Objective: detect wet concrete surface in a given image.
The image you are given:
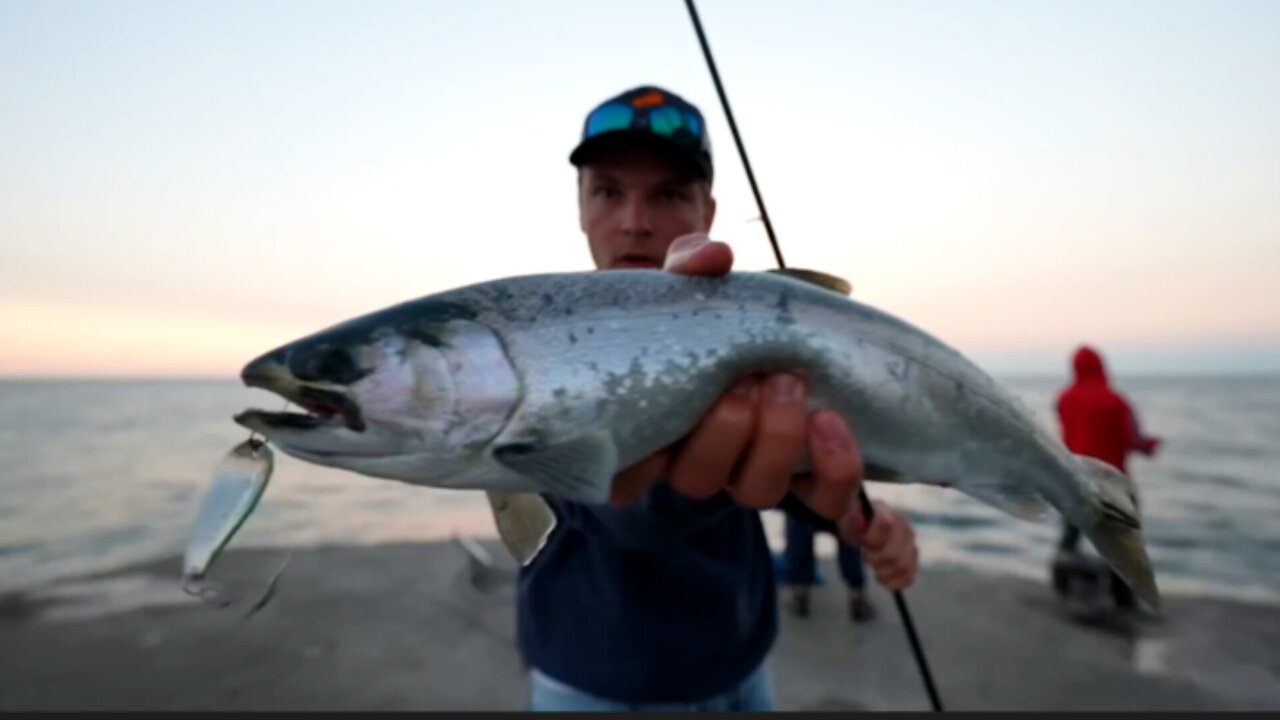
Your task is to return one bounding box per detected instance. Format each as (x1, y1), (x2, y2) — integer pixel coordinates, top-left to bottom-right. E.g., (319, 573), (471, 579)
(2, 540), (1276, 711)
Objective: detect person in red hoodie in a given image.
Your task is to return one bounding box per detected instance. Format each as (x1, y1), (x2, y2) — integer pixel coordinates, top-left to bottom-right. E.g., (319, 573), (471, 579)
(1055, 345), (1161, 556)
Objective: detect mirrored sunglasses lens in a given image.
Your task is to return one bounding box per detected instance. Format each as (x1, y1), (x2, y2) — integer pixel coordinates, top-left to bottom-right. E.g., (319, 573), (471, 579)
(586, 104), (635, 136)
(648, 106), (685, 136)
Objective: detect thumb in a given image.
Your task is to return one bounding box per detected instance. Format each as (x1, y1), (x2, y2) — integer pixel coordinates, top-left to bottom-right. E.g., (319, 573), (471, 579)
(663, 234), (734, 276)
(663, 233), (711, 269)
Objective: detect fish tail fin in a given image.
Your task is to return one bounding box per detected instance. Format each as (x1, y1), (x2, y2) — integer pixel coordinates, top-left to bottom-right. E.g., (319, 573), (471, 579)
(486, 490), (557, 566)
(1075, 454), (1161, 611)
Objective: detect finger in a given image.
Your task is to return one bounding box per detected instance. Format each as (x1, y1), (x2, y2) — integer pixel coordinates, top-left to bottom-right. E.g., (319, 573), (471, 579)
(609, 449), (671, 506)
(878, 566), (914, 592)
(868, 521), (912, 574)
(836, 505), (866, 547)
(860, 504), (894, 552)
(884, 502), (915, 553)
(868, 515), (916, 574)
(868, 551), (907, 581)
(663, 235), (734, 276)
(790, 473), (817, 508)
(792, 410), (862, 521)
(727, 373), (808, 509)
(876, 547), (919, 590)
(791, 471), (850, 522)
(868, 551), (903, 576)
(667, 378), (760, 499)
(664, 232), (709, 263)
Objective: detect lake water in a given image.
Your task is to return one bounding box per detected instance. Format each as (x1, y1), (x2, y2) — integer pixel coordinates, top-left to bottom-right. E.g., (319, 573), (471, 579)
(2, 377), (1278, 603)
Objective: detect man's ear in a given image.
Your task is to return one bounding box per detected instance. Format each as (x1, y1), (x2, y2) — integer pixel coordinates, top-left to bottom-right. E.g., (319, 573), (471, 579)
(577, 170), (589, 232)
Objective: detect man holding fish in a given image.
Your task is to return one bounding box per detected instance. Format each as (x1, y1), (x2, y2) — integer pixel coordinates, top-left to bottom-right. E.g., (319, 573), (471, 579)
(185, 83), (919, 710)
(224, 82), (1158, 711)
(515, 85), (921, 712)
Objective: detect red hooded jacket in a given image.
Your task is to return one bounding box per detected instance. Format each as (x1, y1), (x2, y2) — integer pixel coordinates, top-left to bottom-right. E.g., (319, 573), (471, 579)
(1055, 346), (1158, 474)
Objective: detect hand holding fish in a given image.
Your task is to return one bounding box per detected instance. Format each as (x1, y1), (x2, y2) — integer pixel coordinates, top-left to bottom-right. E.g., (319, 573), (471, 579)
(610, 233), (855, 510)
(843, 500), (918, 591)
(606, 233), (919, 590)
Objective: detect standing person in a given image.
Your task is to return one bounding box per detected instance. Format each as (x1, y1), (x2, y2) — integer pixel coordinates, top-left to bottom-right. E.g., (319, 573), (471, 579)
(781, 515), (876, 622)
(1054, 345), (1160, 607)
(515, 85), (921, 712)
(1055, 344), (1161, 555)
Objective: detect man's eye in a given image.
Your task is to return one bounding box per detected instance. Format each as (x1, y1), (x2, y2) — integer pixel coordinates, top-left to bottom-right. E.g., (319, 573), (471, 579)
(594, 186), (621, 198)
(660, 188), (690, 202)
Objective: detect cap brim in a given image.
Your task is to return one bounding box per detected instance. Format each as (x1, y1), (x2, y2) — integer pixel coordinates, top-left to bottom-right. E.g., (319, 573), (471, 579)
(569, 131), (711, 180)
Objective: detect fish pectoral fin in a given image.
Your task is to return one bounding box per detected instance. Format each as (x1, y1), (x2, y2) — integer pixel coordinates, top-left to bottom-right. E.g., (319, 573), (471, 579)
(765, 268), (853, 296)
(491, 430), (618, 504)
(959, 482), (1054, 521)
(486, 490), (557, 566)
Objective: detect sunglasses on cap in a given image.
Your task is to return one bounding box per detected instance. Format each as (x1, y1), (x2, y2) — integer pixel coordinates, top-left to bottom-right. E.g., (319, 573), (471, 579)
(584, 101), (704, 141)
(571, 87), (714, 180)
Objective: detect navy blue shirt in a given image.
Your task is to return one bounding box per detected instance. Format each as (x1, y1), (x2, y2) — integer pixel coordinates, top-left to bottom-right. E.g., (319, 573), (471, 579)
(515, 482), (835, 703)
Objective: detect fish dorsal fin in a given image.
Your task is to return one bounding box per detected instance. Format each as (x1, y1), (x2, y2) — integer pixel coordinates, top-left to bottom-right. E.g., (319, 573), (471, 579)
(766, 268), (853, 296)
(491, 430), (618, 504)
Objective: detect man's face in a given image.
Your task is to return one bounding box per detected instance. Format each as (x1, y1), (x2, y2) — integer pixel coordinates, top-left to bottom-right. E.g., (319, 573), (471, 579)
(578, 146), (716, 270)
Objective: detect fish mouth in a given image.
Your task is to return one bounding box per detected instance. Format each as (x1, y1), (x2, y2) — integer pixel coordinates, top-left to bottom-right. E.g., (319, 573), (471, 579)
(233, 394), (364, 434)
(235, 352), (367, 433)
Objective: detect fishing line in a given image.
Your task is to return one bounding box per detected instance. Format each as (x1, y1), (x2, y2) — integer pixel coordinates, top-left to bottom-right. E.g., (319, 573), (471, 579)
(681, 0), (945, 711)
(237, 399), (296, 618)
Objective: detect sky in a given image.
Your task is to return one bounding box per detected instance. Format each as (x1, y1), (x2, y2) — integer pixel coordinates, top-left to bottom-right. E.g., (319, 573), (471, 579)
(1, 0), (1278, 378)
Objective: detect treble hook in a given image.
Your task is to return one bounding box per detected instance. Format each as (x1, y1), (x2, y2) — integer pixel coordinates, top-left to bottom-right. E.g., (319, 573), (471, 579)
(183, 575), (235, 609)
(181, 547), (295, 619)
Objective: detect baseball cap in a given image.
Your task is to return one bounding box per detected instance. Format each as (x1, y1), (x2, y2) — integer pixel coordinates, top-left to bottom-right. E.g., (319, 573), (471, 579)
(569, 85), (713, 182)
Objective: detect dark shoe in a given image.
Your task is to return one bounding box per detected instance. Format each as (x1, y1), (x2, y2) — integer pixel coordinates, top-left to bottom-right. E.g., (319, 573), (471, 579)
(849, 593), (875, 623)
(785, 588), (811, 619)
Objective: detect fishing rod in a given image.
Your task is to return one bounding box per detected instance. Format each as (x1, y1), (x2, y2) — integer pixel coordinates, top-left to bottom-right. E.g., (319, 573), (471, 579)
(681, 0), (945, 711)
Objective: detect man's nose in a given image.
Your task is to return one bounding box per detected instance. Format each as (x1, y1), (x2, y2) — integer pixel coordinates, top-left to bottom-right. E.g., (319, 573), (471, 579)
(620, 197), (652, 235)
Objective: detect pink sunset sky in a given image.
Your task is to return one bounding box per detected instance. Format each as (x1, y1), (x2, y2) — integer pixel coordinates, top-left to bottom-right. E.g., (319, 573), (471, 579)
(2, 0), (1277, 378)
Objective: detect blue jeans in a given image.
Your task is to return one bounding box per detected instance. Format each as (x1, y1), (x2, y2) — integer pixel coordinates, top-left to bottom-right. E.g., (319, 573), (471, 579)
(528, 662), (775, 712)
(783, 514), (865, 590)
